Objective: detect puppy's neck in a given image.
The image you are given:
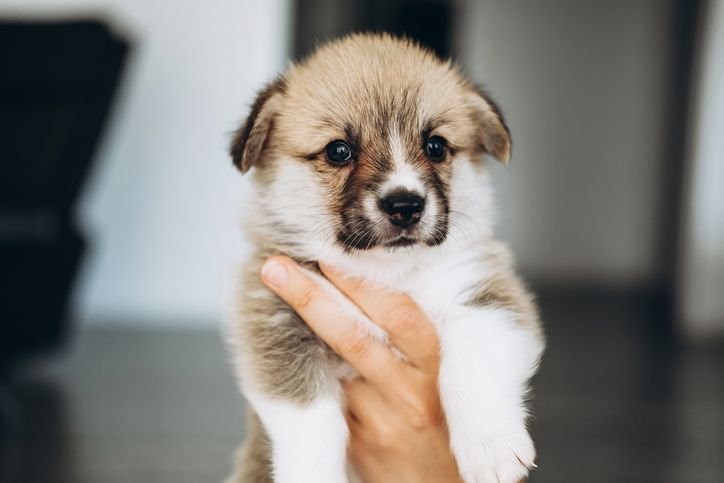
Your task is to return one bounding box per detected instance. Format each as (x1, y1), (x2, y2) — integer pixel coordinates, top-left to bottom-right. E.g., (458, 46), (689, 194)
(313, 234), (491, 291)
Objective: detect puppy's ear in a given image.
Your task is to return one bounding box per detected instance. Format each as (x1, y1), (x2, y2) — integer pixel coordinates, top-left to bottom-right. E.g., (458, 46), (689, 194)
(468, 88), (512, 164)
(230, 77), (286, 173)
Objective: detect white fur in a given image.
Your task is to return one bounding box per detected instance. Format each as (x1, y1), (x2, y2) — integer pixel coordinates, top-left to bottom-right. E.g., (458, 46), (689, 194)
(245, 388), (349, 483)
(240, 155), (541, 482)
(380, 157), (425, 195)
(252, 160), (337, 256)
(381, 128), (426, 194)
(439, 306), (543, 482)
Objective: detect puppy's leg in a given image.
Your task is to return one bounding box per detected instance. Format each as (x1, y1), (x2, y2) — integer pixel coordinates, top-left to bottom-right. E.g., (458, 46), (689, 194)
(246, 387), (348, 483)
(439, 305), (544, 483)
(228, 268), (348, 483)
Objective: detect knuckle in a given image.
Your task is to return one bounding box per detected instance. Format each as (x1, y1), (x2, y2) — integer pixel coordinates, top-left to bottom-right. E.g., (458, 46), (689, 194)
(347, 437), (362, 457)
(347, 277), (367, 293)
(340, 332), (371, 359)
(406, 395), (441, 428)
(387, 301), (420, 335)
(409, 407), (435, 428)
(373, 421), (397, 448)
(295, 287), (317, 312)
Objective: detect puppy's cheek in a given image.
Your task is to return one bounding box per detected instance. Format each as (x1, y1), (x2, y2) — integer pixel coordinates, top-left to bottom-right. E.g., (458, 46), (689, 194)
(263, 158), (331, 232)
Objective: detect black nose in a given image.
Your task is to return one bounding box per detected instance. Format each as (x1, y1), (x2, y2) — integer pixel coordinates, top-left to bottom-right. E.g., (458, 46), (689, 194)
(381, 191), (425, 227)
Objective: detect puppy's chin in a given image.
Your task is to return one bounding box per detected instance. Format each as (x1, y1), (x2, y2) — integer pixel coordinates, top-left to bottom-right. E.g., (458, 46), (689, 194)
(335, 224), (448, 253)
(385, 236), (419, 249)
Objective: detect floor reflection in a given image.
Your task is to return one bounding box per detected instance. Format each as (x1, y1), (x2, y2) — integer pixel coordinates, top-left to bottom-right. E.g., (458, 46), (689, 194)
(1, 330), (245, 483)
(530, 295), (724, 482)
(0, 301), (722, 482)
(1, 379), (75, 483)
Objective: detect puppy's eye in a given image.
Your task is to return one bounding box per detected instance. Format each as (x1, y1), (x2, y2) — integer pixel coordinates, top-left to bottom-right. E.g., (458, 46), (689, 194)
(424, 136), (447, 161)
(325, 140), (353, 166)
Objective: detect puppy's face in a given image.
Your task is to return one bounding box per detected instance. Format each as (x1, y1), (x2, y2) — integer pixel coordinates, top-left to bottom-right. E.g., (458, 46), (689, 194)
(231, 34), (510, 255)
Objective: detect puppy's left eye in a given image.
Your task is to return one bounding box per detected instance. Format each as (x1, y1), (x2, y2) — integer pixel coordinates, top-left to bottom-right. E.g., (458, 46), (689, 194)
(424, 136), (447, 162)
(325, 140), (353, 166)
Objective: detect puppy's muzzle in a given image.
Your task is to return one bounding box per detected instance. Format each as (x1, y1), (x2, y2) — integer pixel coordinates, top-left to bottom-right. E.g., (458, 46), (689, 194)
(381, 190), (425, 228)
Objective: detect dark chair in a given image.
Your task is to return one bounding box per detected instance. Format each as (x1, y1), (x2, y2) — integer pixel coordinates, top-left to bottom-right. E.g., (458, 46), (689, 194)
(0, 20), (128, 371)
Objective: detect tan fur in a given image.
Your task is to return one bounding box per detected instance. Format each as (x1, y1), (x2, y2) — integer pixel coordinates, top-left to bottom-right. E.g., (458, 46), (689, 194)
(231, 33), (510, 175)
(229, 253), (338, 404)
(277, 34), (509, 162)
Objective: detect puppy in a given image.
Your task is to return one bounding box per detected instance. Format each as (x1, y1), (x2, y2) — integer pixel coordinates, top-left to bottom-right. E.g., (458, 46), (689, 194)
(225, 33), (544, 483)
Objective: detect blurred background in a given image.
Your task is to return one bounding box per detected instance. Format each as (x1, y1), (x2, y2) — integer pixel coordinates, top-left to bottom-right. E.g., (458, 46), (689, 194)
(1, 0), (722, 482)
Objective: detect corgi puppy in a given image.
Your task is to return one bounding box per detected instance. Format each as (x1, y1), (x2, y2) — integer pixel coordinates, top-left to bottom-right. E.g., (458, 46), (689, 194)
(225, 33), (544, 483)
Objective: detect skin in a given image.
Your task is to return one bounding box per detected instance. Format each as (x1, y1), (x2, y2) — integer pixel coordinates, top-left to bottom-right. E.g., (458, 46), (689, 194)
(260, 255), (465, 483)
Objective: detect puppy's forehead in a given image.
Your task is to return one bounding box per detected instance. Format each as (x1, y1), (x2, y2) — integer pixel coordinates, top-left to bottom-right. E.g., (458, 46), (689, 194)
(278, 35), (470, 148)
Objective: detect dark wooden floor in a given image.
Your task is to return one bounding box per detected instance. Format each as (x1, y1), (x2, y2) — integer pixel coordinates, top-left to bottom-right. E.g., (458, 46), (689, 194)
(1, 296), (723, 482)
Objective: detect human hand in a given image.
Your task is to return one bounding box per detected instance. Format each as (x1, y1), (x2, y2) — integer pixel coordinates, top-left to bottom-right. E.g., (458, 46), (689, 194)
(260, 256), (464, 483)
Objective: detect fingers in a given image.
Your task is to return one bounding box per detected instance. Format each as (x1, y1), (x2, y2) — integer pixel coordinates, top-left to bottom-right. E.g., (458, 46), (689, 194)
(320, 263), (440, 372)
(260, 256), (404, 385)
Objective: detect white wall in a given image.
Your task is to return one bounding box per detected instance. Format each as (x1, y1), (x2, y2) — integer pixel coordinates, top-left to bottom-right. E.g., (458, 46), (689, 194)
(0, 0), (289, 326)
(455, 0), (674, 285)
(679, 0), (724, 338)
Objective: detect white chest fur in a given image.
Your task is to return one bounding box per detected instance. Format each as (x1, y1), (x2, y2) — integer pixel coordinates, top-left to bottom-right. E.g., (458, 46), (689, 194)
(315, 241), (493, 332)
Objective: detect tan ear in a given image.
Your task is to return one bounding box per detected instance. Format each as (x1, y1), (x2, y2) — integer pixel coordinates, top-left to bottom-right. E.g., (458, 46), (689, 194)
(230, 77), (286, 173)
(469, 88), (512, 164)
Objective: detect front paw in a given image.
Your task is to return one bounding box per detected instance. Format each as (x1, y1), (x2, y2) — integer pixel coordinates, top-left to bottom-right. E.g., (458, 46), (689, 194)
(451, 424), (536, 483)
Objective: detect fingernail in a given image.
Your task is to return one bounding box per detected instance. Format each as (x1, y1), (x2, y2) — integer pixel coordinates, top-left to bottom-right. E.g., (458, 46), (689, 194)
(261, 260), (289, 287)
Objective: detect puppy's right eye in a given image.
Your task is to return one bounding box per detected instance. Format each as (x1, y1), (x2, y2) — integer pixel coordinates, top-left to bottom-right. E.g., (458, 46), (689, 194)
(325, 140), (353, 166)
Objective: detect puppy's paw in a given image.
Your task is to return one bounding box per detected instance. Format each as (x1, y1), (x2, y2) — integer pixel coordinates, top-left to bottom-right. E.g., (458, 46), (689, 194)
(452, 425), (536, 483)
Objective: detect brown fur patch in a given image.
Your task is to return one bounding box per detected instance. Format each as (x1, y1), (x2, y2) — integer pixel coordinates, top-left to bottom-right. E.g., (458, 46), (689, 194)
(230, 253), (339, 405)
(230, 76), (287, 173)
(225, 255), (337, 481)
(466, 242), (541, 334)
(469, 87), (512, 163)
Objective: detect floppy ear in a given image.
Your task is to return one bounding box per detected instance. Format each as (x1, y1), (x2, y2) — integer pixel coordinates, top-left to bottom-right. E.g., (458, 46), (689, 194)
(469, 88), (512, 164)
(230, 77), (286, 173)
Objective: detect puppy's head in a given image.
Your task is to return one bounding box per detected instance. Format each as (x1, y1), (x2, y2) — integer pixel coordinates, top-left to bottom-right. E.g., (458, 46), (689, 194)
(231, 33), (510, 255)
